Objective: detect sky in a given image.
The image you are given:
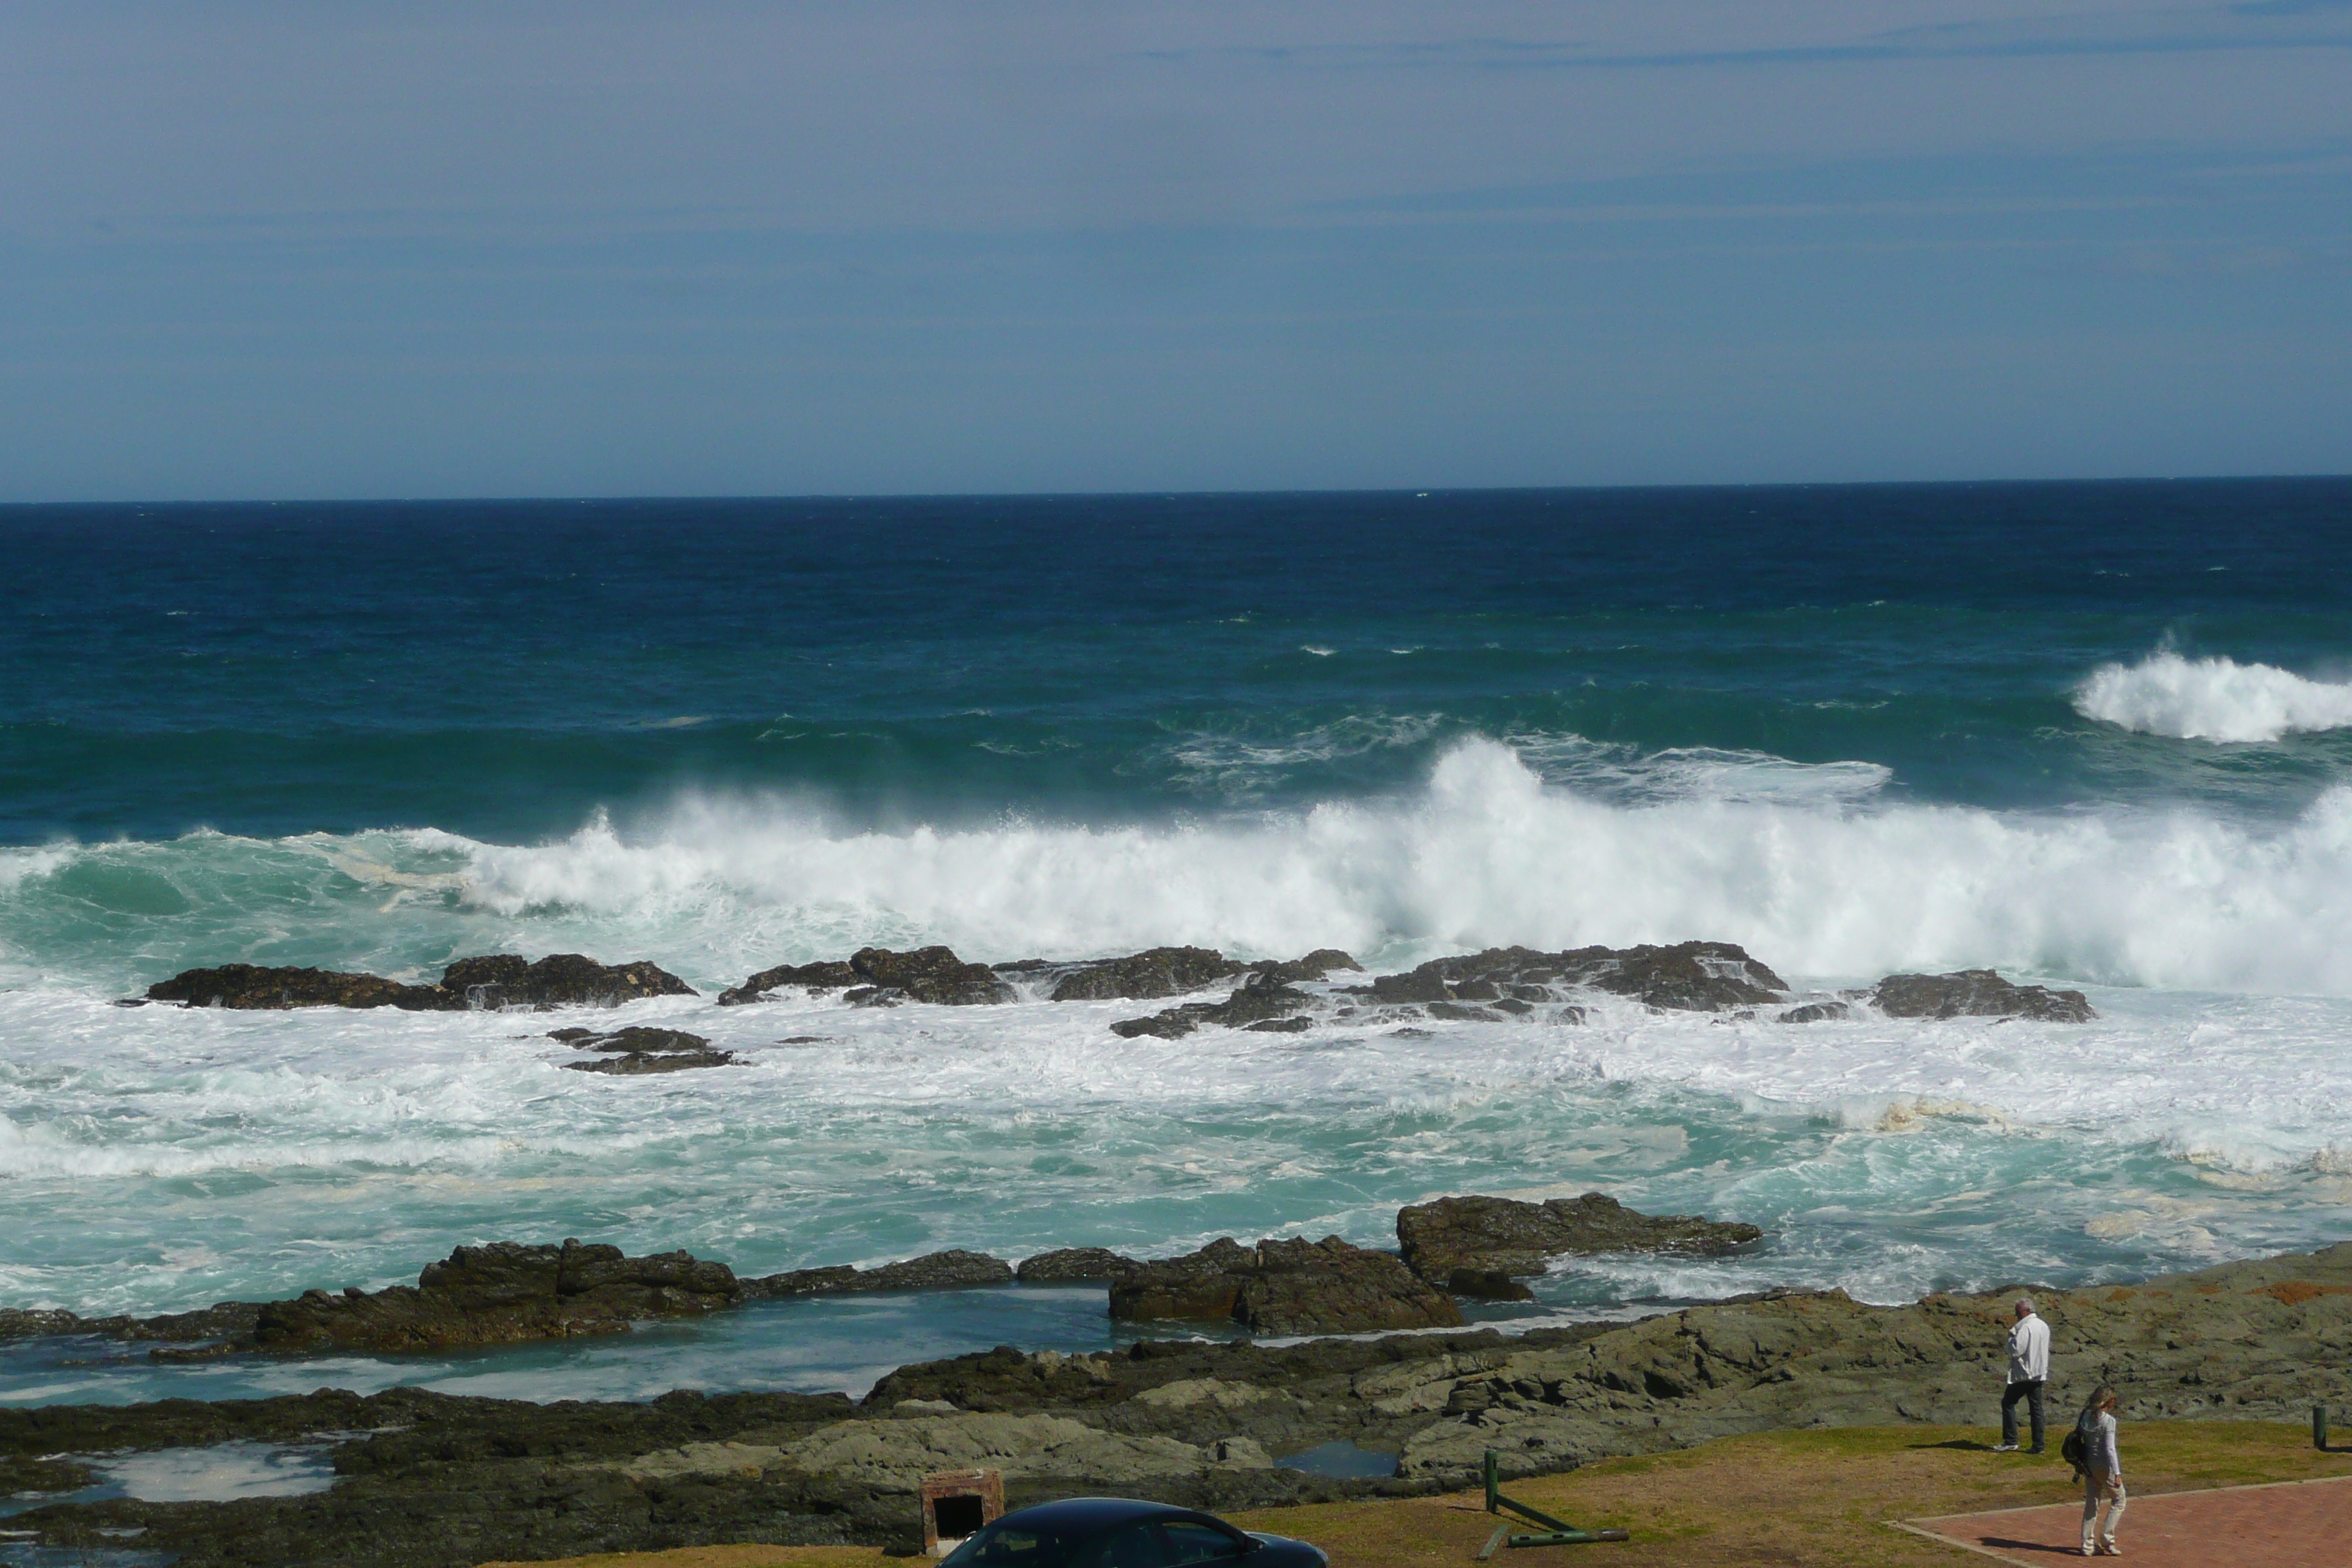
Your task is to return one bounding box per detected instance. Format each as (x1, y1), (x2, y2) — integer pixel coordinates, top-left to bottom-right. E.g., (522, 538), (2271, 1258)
(1, 1), (2348, 499)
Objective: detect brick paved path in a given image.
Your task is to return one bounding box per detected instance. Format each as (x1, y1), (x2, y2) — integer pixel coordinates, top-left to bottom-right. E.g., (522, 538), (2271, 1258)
(1900, 1474), (2350, 1568)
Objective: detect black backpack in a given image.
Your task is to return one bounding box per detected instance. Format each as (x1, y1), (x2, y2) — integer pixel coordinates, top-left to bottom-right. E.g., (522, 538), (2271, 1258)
(2060, 1426), (2088, 1477)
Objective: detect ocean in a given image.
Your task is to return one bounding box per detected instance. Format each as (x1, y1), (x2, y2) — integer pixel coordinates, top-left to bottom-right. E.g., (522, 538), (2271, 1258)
(4, 479), (2351, 1406)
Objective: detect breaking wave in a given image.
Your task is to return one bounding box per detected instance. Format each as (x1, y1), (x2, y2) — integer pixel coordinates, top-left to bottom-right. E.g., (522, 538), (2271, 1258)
(12, 739), (2352, 996)
(452, 739), (2352, 995)
(2076, 650), (2352, 743)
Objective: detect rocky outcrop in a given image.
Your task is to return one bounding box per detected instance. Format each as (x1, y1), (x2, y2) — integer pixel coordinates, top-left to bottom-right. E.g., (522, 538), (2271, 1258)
(1870, 969), (2095, 1022)
(0, 1299), (262, 1346)
(141, 964), (453, 1010)
(1253, 949), (1364, 984)
(551, 1025), (739, 1074)
(1110, 972), (1316, 1039)
(746, 1251), (1016, 1297)
(1017, 1248), (1144, 1283)
(142, 954), (696, 1011)
(1046, 947), (1247, 1001)
(440, 953), (697, 1009)
(10, 1245), (2352, 1568)
(717, 960), (862, 1004)
(1396, 1194), (1763, 1289)
(251, 1240), (742, 1353)
(720, 946), (1013, 1007)
(1367, 942), (1786, 1014)
(1110, 1237), (1465, 1336)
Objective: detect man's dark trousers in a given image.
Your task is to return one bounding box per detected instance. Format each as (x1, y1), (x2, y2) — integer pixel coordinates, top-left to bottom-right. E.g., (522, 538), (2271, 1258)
(2002, 1379), (2046, 1451)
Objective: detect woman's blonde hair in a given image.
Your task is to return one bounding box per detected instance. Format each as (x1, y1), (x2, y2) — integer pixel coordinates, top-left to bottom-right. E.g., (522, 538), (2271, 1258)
(2078, 1384), (2118, 1425)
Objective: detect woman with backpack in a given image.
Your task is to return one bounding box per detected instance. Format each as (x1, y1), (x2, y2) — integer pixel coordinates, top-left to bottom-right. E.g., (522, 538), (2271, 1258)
(2068, 1384), (2126, 1556)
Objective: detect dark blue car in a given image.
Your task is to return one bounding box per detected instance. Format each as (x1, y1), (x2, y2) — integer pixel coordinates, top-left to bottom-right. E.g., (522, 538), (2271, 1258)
(940, 1497), (1328, 1568)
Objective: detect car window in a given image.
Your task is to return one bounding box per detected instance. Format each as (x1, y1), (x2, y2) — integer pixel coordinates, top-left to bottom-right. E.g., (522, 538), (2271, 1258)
(1160, 1523), (1248, 1564)
(1081, 1523), (1172, 1568)
(943, 1525), (1083, 1568)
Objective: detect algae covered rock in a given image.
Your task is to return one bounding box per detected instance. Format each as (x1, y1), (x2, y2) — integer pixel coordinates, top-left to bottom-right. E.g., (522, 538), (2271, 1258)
(1111, 1236), (1464, 1336)
(1395, 1193), (1763, 1286)
(251, 1239), (742, 1352)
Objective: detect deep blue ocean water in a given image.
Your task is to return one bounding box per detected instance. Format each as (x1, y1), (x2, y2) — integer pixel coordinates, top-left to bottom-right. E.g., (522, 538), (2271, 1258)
(2, 479), (2349, 1406)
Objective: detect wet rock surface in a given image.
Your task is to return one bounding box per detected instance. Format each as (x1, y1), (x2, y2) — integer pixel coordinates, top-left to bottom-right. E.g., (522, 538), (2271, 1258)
(442, 953), (698, 1009)
(141, 954), (696, 1011)
(251, 1240), (742, 1353)
(1110, 972), (1317, 1039)
(720, 946), (1013, 1007)
(1870, 968), (2097, 1022)
(1368, 942), (1787, 1013)
(141, 964), (453, 1011)
(7, 1245), (2349, 1566)
(551, 1025), (739, 1074)
(1109, 1237), (1466, 1335)
(0, 1300), (263, 1346)
(1045, 946), (1246, 1001)
(1396, 1194), (1765, 1286)
(745, 1250), (1017, 1298)
(1017, 1248), (1144, 1284)
(717, 960), (862, 1004)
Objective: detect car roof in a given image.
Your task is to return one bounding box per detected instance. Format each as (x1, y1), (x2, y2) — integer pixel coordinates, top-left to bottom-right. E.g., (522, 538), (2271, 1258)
(989, 1497), (1232, 1534)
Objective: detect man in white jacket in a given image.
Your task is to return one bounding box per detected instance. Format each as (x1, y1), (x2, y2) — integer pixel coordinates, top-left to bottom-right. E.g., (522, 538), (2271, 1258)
(1998, 1297), (2052, 1452)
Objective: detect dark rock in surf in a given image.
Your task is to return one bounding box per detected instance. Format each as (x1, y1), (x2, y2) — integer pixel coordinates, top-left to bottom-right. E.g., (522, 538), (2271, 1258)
(1017, 1248), (1144, 1284)
(1869, 969), (2095, 1022)
(250, 1240), (742, 1354)
(1243, 1016), (1313, 1033)
(746, 1250), (1016, 1298)
(1427, 1002), (1506, 1023)
(1369, 943), (1784, 1014)
(1259, 948), (1364, 982)
(1110, 1236), (1464, 1336)
(142, 964), (454, 1011)
(441, 953), (696, 1009)
(0, 1299), (263, 1346)
(720, 946), (1011, 1007)
(554, 1025), (712, 1053)
(1109, 970), (1314, 1039)
(1395, 1194), (1763, 1286)
(718, 959), (862, 1004)
(849, 946), (1014, 1005)
(1047, 946), (1246, 1002)
(1112, 1011), (1202, 1039)
(1441, 1268), (1537, 1302)
(562, 1047), (739, 1074)
(141, 954), (695, 1012)
(1777, 1000), (1850, 1024)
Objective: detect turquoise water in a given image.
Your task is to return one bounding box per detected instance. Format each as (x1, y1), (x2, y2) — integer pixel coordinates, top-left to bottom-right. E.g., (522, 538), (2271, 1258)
(2, 482), (2349, 1403)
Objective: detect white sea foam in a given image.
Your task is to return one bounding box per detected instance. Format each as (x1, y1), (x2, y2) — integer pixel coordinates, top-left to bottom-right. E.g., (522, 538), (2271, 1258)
(2075, 649), (2352, 742)
(442, 740), (2352, 995)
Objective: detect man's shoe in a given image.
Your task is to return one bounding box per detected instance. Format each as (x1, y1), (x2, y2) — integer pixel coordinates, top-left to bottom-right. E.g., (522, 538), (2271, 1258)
(1994, 1443), (2020, 1452)
(2029, 1446), (2046, 1455)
